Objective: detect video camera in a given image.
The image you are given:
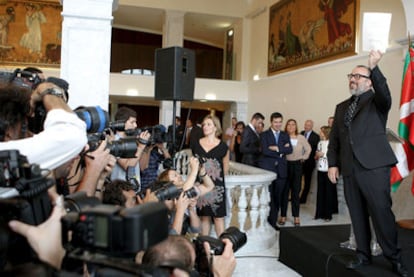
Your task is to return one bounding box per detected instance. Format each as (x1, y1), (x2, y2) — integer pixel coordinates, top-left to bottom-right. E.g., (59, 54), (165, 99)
(62, 201), (169, 257)
(140, 181), (198, 201)
(194, 226), (247, 276)
(0, 69), (43, 89)
(126, 125), (166, 146)
(0, 150), (54, 267)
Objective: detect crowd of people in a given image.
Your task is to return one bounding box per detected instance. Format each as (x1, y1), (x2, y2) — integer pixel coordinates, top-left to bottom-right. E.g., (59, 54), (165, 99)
(0, 68), (236, 276)
(0, 49), (408, 277)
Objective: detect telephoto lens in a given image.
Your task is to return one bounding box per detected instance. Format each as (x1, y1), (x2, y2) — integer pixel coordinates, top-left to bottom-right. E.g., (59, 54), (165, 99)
(219, 226), (247, 253)
(184, 187), (199, 199)
(154, 183), (182, 201)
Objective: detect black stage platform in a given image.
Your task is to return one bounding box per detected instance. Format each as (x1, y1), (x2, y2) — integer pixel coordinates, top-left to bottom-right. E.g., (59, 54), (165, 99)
(279, 224), (414, 277)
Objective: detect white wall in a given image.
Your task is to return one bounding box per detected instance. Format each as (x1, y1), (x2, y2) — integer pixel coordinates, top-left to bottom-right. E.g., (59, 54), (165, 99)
(246, 0), (407, 132)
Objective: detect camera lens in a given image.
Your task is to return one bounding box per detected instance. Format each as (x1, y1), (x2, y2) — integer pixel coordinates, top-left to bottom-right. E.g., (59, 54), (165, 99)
(219, 226), (247, 253)
(108, 138), (137, 158)
(155, 183), (181, 201)
(108, 120), (126, 132)
(184, 187), (198, 199)
(75, 106), (109, 133)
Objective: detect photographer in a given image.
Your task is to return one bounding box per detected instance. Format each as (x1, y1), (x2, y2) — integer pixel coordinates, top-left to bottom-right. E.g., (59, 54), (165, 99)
(154, 157), (214, 236)
(110, 107), (150, 190)
(71, 140), (116, 198)
(0, 82), (87, 170)
(140, 141), (171, 192)
(140, 235), (236, 277)
(7, 190), (66, 270)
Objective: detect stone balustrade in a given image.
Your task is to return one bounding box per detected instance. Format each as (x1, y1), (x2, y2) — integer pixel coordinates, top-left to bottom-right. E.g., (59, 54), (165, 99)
(175, 150), (278, 254)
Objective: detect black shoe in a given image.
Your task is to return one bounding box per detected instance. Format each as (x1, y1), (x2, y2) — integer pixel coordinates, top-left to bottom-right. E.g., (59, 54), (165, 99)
(346, 257), (371, 270)
(267, 218), (280, 231)
(391, 261), (408, 277)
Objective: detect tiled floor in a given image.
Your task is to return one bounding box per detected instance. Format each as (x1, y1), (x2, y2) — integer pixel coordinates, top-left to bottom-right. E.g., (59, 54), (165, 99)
(233, 201), (351, 276)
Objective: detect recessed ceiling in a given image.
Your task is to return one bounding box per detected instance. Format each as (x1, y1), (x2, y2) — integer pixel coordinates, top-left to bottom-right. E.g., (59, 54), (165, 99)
(112, 5), (239, 48)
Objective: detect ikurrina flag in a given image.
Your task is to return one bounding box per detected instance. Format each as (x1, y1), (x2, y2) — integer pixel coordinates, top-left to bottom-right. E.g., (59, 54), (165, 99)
(390, 45), (414, 195)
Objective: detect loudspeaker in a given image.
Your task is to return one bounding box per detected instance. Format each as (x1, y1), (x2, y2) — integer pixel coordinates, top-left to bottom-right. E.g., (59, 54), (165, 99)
(154, 46), (195, 101)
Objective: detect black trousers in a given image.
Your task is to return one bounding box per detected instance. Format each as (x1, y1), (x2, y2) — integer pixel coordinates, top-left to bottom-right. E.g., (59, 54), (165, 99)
(300, 160), (315, 203)
(281, 160), (302, 217)
(343, 161), (401, 261)
(268, 177), (287, 225)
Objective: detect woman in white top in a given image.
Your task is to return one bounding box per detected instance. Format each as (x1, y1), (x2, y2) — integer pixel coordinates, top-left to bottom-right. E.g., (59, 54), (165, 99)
(314, 126), (338, 221)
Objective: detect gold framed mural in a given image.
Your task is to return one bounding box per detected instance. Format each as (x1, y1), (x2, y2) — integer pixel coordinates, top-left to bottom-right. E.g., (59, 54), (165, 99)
(0, 0), (62, 67)
(268, 0), (358, 75)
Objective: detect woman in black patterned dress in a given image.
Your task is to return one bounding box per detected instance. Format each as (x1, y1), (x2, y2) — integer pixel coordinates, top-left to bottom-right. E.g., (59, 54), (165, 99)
(191, 114), (229, 237)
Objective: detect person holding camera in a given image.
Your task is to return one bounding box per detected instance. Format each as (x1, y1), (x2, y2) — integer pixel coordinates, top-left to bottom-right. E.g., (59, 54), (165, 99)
(0, 82), (87, 170)
(140, 234), (236, 277)
(71, 140), (117, 198)
(110, 107), (150, 191)
(153, 157), (214, 235)
(140, 141), (171, 192)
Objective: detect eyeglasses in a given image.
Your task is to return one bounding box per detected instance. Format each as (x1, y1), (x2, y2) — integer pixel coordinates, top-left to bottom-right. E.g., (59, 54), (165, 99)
(347, 73), (370, 80)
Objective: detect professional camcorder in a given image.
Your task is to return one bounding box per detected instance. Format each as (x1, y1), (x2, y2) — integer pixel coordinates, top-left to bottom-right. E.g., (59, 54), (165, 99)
(194, 226), (247, 277)
(87, 133), (138, 158)
(140, 181), (199, 201)
(0, 150), (54, 267)
(126, 125), (166, 146)
(62, 200), (169, 257)
(0, 69), (43, 89)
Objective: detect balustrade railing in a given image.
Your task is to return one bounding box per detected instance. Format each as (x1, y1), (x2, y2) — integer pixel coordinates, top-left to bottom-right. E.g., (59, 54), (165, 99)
(175, 150), (278, 253)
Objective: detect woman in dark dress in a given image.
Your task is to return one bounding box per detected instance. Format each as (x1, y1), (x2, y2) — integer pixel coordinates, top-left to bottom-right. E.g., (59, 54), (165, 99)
(191, 114), (229, 237)
(230, 121), (245, 163)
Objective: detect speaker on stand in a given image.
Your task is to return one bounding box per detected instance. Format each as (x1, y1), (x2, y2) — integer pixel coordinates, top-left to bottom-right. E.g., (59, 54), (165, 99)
(154, 46), (196, 167)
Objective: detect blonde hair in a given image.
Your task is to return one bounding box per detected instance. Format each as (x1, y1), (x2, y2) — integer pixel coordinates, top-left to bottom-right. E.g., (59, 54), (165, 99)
(203, 114), (222, 137)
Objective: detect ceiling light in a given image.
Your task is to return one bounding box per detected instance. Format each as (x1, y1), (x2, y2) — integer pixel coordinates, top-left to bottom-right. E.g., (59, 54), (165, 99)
(228, 29), (234, 37)
(126, 89), (139, 96)
(205, 93), (216, 100)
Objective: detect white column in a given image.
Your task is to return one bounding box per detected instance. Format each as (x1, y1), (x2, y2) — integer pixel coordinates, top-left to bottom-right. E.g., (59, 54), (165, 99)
(159, 10), (185, 127)
(60, 0), (117, 110)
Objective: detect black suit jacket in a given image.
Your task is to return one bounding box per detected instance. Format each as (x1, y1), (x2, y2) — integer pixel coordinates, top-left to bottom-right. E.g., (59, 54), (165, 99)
(327, 66), (397, 176)
(258, 129), (293, 178)
(300, 130), (320, 167)
(240, 125), (261, 166)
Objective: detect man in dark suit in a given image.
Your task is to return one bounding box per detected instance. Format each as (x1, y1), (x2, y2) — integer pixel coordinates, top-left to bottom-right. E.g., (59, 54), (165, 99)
(327, 50), (407, 276)
(258, 112), (292, 230)
(300, 119), (320, 204)
(240, 112), (265, 166)
(189, 117), (203, 149)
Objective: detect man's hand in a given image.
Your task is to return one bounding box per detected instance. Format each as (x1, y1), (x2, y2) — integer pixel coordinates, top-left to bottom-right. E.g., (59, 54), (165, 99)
(203, 238), (236, 277)
(8, 190), (66, 269)
(328, 167), (339, 184)
(368, 50), (383, 69)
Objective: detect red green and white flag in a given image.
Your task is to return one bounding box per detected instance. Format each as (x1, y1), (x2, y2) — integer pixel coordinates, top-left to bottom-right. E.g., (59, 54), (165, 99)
(391, 45), (414, 195)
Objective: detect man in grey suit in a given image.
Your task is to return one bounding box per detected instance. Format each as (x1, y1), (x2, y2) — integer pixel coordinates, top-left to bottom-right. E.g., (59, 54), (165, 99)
(327, 50), (407, 276)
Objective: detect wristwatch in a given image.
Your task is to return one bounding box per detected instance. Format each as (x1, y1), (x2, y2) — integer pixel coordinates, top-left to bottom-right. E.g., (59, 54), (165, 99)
(40, 87), (67, 102)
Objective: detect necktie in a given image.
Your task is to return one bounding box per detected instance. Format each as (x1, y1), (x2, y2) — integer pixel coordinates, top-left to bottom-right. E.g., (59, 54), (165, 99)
(275, 131), (279, 144)
(344, 95), (360, 127)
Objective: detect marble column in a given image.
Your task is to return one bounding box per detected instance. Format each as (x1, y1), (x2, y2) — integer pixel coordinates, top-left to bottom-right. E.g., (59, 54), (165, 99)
(60, 0), (117, 110)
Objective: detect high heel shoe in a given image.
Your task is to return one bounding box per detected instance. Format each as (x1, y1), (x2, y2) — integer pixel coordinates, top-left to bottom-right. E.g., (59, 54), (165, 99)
(294, 217), (300, 226)
(278, 217), (286, 225)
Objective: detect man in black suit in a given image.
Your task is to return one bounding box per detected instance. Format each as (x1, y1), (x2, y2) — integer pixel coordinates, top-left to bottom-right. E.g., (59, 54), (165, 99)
(240, 112), (265, 166)
(300, 119), (320, 204)
(327, 50), (407, 276)
(258, 112), (292, 230)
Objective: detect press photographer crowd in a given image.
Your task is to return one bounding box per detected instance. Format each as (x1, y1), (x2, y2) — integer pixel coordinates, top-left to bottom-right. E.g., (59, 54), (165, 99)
(0, 68), (244, 276)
